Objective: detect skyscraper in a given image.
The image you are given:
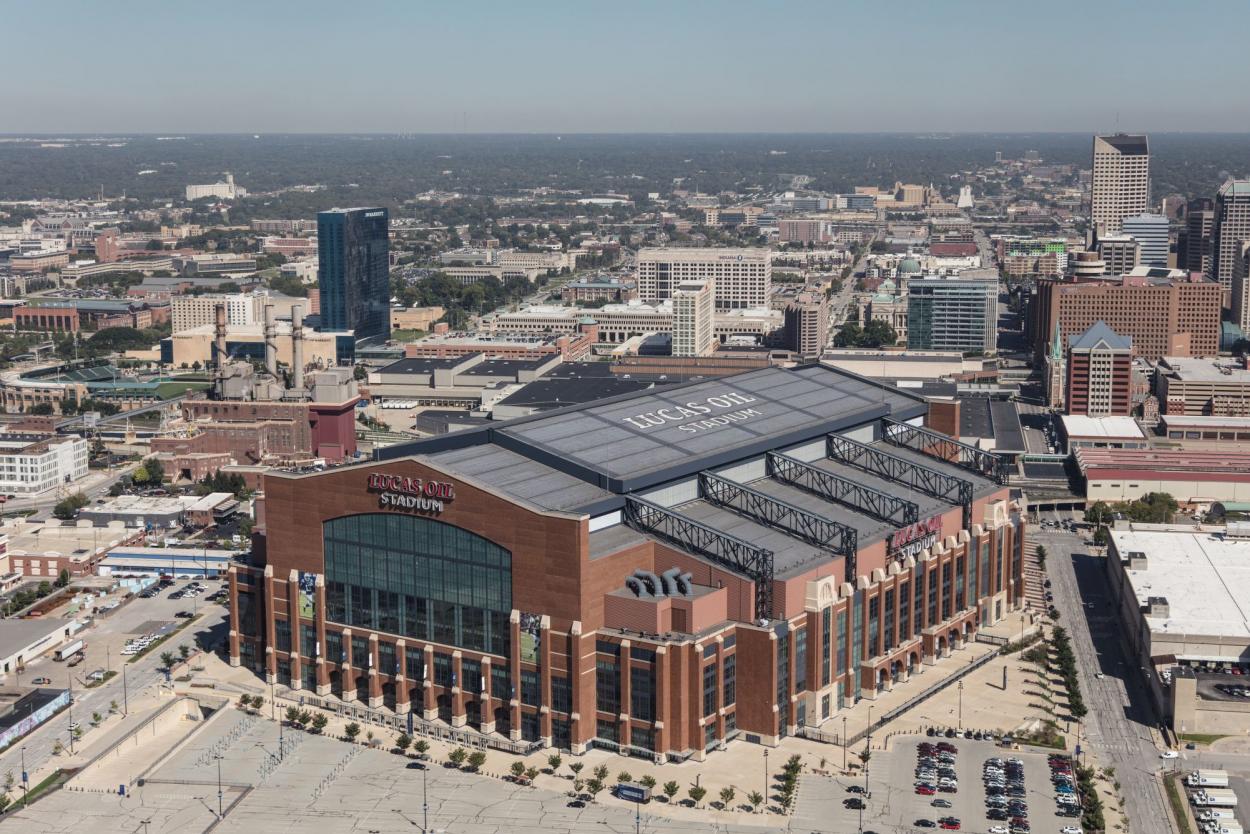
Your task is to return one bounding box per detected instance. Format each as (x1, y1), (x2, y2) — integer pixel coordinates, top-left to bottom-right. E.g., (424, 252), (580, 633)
(905, 277), (997, 354)
(1181, 197), (1215, 276)
(1090, 134), (1150, 239)
(1121, 213), (1169, 268)
(317, 207), (390, 343)
(1213, 181), (1250, 306)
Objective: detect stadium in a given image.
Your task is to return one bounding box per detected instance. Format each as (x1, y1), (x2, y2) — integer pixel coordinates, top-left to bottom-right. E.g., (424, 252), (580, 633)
(228, 363), (1025, 760)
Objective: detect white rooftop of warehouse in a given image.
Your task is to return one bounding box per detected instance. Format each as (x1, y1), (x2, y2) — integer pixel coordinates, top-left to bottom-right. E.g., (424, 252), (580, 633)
(1060, 414), (1144, 440)
(1113, 527), (1250, 640)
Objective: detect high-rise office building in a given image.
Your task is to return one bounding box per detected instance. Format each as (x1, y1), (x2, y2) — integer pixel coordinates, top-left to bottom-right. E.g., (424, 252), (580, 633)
(1181, 197), (1215, 276)
(636, 248), (770, 311)
(1121, 213), (1169, 268)
(670, 279), (715, 357)
(1212, 181), (1250, 305)
(1097, 236), (1140, 276)
(1091, 134), (1150, 239)
(1065, 321), (1133, 417)
(784, 291), (830, 359)
(317, 207), (390, 343)
(905, 277), (997, 354)
(1031, 273), (1221, 361)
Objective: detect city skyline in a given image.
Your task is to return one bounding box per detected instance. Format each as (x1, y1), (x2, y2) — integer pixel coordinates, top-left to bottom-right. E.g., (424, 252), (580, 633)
(4, 0), (1249, 134)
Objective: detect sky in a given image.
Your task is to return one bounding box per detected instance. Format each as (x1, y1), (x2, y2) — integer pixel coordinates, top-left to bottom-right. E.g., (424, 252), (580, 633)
(4, 0), (1249, 134)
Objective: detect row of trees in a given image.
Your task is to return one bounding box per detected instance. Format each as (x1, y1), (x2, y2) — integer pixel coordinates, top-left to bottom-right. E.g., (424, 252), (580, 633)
(1051, 627), (1087, 719)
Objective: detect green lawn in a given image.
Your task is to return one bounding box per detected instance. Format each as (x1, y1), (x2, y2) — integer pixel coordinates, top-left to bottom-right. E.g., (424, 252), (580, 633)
(155, 380), (211, 398)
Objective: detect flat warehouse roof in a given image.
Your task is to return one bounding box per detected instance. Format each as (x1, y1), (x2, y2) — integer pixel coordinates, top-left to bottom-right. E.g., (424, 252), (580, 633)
(1114, 529), (1250, 642)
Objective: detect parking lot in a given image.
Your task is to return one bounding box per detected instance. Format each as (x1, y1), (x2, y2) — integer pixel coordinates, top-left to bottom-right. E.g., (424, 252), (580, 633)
(796, 736), (1079, 834)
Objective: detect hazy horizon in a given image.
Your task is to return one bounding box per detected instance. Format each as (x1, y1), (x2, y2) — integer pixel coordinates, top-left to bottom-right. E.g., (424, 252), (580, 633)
(6, 0), (1249, 134)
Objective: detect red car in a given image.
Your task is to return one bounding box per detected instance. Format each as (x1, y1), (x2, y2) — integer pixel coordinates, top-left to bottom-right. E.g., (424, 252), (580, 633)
(916, 786), (936, 795)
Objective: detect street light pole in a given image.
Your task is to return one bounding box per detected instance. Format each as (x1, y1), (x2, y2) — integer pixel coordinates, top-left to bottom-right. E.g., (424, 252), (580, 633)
(842, 715), (848, 770)
(215, 753), (223, 818)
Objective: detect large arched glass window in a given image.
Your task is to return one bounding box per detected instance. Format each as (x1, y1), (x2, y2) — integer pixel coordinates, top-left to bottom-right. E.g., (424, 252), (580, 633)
(323, 513), (512, 656)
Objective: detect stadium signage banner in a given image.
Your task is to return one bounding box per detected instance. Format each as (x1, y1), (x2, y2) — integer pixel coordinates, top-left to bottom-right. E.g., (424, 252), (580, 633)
(367, 473), (455, 514)
(888, 514), (943, 558)
(620, 391), (762, 434)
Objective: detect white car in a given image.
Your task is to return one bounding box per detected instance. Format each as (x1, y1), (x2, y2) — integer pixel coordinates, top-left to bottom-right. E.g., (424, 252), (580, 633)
(1062, 828), (1083, 834)
(1160, 750), (1179, 759)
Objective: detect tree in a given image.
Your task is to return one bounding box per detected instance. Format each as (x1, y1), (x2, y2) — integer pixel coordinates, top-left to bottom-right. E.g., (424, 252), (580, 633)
(688, 785), (707, 808)
(344, 722), (361, 742)
(159, 651), (175, 670)
(510, 761), (526, 781)
(748, 790), (764, 813)
(662, 781), (679, 802)
(1085, 502), (1112, 525)
(396, 733), (411, 754)
(860, 319), (898, 348)
(448, 746), (468, 767)
(466, 750), (486, 772)
(720, 786), (736, 808)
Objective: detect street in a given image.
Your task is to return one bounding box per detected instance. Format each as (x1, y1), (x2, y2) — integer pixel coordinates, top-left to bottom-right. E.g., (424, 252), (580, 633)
(0, 582), (228, 791)
(1031, 517), (1175, 834)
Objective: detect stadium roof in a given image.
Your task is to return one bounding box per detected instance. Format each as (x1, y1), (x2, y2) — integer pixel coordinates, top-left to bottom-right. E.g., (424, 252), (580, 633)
(382, 364), (929, 494)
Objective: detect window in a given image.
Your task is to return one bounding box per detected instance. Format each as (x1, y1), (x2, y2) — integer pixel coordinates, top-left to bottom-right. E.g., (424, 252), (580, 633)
(300, 624), (317, 659)
(461, 659), (482, 694)
(551, 675), (572, 714)
(434, 652), (453, 688)
(520, 670), (540, 706)
(491, 665), (511, 700)
(703, 662), (718, 717)
(631, 667), (655, 722)
(323, 514), (512, 655)
(723, 654), (736, 707)
(596, 718), (619, 744)
(817, 609), (833, 693)
(596, 659), (620, 714)
(795, 627), (808, 693)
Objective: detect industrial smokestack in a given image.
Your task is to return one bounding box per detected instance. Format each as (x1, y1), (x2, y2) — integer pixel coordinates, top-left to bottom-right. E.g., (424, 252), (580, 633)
(290, 303), (304, 390)
(213, 303), (228, 398)
(263, 303), (277, 377)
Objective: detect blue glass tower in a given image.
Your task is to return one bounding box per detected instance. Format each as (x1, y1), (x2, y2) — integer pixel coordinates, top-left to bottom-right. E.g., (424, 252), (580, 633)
(317, 207), (390, 343)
